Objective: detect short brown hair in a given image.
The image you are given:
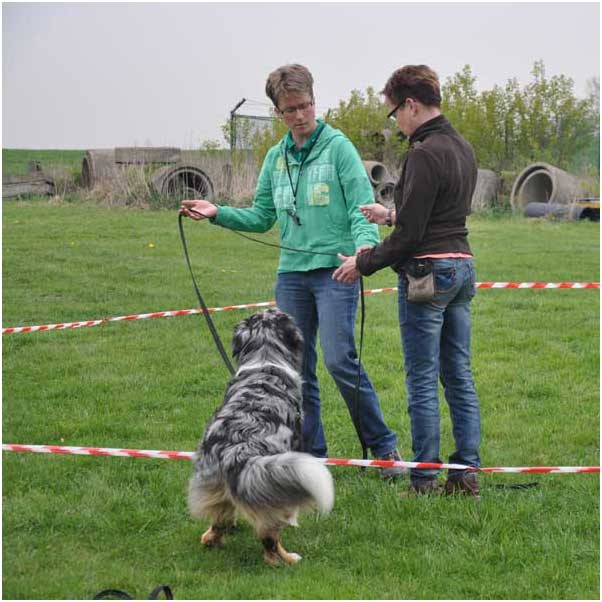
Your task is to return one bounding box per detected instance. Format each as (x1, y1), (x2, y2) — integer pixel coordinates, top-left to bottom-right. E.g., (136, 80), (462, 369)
(265, 64), (314, 108)
(381, 65), (441, 108)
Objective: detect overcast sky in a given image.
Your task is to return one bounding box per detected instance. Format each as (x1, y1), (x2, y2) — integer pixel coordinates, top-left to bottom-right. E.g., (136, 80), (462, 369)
(2, 1), (600, 149)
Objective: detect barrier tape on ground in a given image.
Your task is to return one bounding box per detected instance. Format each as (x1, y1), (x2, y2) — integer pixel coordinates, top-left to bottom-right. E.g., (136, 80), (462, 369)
(2, 282), (599, 335)
(2, 444), (599, 473)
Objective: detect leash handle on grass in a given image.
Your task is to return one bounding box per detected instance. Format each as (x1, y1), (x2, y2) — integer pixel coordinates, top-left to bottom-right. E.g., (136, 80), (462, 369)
(93, 589), (133, 599)
(493, 482), (539, 490)
(93, 585), (173, 600)
(148, 585), (174, 600)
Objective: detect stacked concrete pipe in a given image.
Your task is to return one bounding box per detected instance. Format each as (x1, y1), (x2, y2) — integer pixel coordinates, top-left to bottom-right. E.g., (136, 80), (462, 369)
(471, 169), (501, 211)
(82, 149), (118, 188)
(83, 147), (182, 189)
(362, 160), (396, 209)
(362, 160), (388, 187)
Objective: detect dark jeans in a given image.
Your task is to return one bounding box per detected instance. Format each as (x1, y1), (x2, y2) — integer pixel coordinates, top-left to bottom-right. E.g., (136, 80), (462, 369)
(275, 268), (398, 458)
(398, 258), (481, 484)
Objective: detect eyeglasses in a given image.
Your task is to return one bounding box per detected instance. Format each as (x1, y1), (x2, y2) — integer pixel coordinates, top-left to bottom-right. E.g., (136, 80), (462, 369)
(387, 98), (407, 121)
(278, 101), (314, 116)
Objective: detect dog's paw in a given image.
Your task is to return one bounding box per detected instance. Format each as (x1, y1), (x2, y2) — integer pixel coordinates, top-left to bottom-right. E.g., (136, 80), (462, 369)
(201, 527), (224, 547)
(263, 551), (281, 567)
(263, 549), (302, 566)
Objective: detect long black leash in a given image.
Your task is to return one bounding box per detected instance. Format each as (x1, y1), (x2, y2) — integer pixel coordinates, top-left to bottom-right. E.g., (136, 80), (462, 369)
(178, 213), (235, 376)
(178, 210), (369, 460)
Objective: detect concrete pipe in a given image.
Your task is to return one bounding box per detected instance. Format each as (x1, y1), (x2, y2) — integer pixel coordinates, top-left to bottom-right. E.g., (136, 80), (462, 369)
(510, 162), (580, 210)
(362, 161), (388, 186)
(524, 202), (586, 220)
(115, 147), (181, 164)
(375, 180), (396, 210)
(151, 164), (215, 201)
(82, 149), (118, 188)
(471, 169), (500, 211)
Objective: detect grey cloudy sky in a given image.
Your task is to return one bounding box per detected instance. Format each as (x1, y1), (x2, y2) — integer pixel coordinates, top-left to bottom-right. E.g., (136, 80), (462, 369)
(2, 1), (600, 149)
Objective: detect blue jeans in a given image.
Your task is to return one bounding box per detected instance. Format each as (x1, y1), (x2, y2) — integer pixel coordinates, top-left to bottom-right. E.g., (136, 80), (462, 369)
(398, 258), (481, 484)
(275, 268), (398, 458)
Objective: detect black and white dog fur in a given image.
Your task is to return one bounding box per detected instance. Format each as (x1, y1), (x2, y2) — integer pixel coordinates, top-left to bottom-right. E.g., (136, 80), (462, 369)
(188, 308), (334, 566)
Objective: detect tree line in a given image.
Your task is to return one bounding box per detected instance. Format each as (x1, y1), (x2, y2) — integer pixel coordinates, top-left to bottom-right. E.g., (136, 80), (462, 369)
(220, 61), (599, 177)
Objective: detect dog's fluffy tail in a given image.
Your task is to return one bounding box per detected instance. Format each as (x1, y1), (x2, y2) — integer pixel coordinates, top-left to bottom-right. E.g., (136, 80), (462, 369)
(231, 452), (334, 515)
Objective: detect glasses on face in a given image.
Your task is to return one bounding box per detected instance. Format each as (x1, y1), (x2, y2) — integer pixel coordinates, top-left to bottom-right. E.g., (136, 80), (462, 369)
(387, 98), (407, 121)
(279, 101), (314, 116)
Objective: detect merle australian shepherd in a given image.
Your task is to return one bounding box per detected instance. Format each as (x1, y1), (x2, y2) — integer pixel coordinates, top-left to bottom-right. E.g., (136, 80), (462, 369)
(188, 308), (334, 566)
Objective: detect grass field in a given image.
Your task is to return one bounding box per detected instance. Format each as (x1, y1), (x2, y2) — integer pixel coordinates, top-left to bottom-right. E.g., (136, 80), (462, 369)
(2, 199), (600, 599)
(2, 149), (85, 176)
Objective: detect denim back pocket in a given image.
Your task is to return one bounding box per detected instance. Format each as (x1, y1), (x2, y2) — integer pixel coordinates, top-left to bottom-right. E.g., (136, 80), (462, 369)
(434, 267), (456, 294)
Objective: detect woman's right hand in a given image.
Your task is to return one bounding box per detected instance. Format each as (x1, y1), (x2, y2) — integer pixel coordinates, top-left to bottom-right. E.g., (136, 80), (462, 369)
(360, 203), (390, 225)
(180, 199), (218, 220)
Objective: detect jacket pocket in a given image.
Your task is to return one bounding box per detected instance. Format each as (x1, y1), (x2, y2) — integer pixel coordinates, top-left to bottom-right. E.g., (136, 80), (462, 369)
(308, 182), (331, 206)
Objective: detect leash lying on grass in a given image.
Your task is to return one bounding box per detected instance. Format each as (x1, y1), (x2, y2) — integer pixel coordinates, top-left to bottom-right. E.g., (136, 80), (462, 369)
(93, 584), (173, 600)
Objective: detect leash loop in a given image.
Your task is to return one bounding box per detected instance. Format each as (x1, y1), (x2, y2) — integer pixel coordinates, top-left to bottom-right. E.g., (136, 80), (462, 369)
(178, 210), (368, 457)
(93, 585), (173, 600)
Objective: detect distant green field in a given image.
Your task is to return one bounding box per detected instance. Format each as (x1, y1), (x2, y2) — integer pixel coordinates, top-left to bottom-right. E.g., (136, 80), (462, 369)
(1, 148), (242, 178)
(2, 148), (86, 175)
(2, 199), (599, 600)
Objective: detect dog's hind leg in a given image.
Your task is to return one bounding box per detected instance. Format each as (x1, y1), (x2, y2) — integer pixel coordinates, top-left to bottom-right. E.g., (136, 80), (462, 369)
(201, 503), (234, 547)
(261, 531), (302, 567)
(200, 501), (236, 547)
(189, 478), (237, 547)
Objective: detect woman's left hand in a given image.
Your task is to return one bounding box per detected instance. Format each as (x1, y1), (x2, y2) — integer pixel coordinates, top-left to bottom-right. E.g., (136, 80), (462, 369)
(333, 254), (360, 283)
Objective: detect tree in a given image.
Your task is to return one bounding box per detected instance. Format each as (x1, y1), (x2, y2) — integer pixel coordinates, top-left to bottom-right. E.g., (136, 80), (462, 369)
(440, 61), (599, 173)
(325, 87), (407, 165)
(217, 61), (599, 176)
(518, 60), (596, 169)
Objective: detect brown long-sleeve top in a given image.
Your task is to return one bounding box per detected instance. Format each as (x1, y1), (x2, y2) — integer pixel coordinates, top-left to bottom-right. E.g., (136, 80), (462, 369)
(357, 114), (478, 276)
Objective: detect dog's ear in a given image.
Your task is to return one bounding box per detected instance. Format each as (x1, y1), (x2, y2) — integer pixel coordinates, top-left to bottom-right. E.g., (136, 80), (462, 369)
(232, 319), (252, 361)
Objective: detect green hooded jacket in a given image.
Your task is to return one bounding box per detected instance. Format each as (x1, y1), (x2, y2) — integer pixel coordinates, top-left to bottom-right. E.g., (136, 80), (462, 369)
(213, 120), (379, 273)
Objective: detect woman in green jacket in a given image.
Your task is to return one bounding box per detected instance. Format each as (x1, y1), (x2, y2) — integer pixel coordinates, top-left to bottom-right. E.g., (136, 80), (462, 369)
(181, 64), (403, 477)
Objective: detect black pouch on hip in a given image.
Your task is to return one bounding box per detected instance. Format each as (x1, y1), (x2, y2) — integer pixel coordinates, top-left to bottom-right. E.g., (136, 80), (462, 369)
(404, 258), (435, 302)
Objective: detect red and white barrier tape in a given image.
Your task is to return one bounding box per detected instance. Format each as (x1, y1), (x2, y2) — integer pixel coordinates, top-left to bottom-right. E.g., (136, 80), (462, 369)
(2, 282), (599, 335)
(2, 444), (599, 474)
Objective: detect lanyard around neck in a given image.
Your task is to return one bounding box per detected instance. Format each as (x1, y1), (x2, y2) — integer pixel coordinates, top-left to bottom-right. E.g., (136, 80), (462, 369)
(284, 123), (325, 225)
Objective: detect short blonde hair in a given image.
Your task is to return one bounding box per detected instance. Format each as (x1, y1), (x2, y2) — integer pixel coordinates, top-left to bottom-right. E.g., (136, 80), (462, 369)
(265, 64), (314, 108)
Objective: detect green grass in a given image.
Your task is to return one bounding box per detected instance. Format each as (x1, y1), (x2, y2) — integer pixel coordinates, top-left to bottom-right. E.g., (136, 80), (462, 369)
(2, 200), (600, 599)
(2, 149), (86, 176)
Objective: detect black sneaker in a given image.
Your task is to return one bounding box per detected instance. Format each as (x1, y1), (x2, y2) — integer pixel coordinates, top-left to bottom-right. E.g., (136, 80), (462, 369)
(444, 472), (480, 500)
(377, 449), (407, 480)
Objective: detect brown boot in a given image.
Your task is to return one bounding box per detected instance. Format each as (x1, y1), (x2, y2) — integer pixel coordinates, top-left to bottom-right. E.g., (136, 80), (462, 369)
(444, 472), (480, 500)
(401, 478), (443, 497)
